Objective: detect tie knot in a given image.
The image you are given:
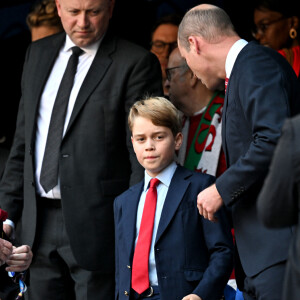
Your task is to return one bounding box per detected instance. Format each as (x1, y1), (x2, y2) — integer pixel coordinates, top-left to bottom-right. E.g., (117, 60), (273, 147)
(149, 178), (160, 189)
(71, 46), (84, 57)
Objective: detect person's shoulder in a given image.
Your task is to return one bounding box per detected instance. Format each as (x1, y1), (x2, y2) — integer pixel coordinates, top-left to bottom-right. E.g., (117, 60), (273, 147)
(174, 165), (215, 186)
(242, 41), (289, 65)
(105, 30), (155, 59)
(31, 31), (65, 48)
(114, 180), (144, 204)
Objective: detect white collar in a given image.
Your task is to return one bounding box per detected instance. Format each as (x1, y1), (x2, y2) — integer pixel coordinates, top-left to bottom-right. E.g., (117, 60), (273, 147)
(225, 39), (248, 78)
(63, 34), (102, 56)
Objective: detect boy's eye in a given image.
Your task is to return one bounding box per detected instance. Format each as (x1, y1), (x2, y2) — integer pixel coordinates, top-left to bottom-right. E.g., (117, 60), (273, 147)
(155, 135), (164, 140)
(137, 137), (144, 142)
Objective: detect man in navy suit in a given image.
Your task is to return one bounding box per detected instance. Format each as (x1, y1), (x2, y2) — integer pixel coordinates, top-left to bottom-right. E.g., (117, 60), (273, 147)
(178, 4), (300, 300)
(114, 97), (233, 300)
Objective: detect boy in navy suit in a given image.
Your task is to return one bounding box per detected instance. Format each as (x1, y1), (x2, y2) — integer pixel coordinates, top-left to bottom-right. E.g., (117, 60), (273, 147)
(114, 97), (234, 300)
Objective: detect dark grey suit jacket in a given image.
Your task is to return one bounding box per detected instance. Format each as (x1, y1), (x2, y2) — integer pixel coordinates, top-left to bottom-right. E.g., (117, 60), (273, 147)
(258, 115), (300, 300)
(0, 30), (163, 272)
(216, 41), (300, 277)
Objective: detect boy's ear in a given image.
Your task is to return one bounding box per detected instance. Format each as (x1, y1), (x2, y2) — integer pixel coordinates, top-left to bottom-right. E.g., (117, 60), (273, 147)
(174, 132), (183, 151)
(131, 136), (137, 153)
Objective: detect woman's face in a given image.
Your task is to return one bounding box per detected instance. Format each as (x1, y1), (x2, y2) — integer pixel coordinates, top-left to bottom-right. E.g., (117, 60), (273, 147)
(253, 8), (291, 50)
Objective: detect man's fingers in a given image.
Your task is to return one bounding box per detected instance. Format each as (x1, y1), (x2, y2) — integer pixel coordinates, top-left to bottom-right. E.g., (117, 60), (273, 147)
(0, 240), (13, 261)
(12, 245), (31, 254)
(202, 209), (209, 219)
(208, 212), (218, 223)
(197, 203), (203, 215)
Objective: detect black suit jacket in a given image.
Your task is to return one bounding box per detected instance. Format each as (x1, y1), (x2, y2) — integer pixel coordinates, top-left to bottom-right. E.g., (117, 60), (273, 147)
(114, 166), (234, 300)
(257, 115), (300, 300)
(0, 30), (163, 272)
(216, 41), (300, 277)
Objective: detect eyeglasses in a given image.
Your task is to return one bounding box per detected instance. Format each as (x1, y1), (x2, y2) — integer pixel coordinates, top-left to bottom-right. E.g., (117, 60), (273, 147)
(165, 65), (187, 81)
(150, 40), (178, 54)
(252, 16), (286, 37)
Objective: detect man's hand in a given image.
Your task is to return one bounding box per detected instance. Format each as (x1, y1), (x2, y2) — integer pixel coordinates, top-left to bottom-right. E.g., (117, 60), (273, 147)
(197, 184), (223, 222)
(5, 245), (33, 272)
(0, 238), (13, 265)
(182, 294), (202, 300)
(3, 223), (13, 238)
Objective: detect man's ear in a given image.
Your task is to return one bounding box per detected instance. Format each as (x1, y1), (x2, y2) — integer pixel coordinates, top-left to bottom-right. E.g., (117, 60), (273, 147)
(188, 36), (201, 54)
(55, 0), (61, 17)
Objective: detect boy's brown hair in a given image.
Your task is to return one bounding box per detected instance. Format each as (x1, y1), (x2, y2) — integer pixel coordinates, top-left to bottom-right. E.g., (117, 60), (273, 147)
(128, 96), (182, 136)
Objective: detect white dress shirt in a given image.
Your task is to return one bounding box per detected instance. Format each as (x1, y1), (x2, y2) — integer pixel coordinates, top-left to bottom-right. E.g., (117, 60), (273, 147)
(225, 39), (248, 78)
(135, 161), (177, 286)
(35, 35), (101, 198)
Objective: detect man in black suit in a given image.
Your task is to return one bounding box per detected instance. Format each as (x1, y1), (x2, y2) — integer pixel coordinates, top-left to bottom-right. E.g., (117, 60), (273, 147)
(178, 4), (300, 300)
(257, 115), (300, 300)
(0, 0), (163, 298)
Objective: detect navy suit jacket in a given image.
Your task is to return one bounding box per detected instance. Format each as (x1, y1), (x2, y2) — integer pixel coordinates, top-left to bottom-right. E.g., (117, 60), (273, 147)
(216, 41), (300, 277)
(114, 166), (234, 300)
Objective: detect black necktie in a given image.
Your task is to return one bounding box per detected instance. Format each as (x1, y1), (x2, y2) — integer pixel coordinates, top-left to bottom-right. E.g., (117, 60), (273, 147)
(40, 46), (83, 193)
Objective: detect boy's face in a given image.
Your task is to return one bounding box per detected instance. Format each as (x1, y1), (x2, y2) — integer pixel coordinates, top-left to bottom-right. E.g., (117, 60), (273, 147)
(131, 116), (182, 178)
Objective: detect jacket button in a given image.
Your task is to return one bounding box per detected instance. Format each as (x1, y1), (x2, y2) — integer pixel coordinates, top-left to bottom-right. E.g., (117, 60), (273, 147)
(124, 291), (129, 296)
(127, 265), (131, 269)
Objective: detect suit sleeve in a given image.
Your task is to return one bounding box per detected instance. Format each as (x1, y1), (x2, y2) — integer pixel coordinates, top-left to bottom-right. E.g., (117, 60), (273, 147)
(124, 52), (163, 186)
(193, 206), (234, 300)
(0, 45), (31, 222)
(257, 117), (299, 227)
(216, 51), (293, 206)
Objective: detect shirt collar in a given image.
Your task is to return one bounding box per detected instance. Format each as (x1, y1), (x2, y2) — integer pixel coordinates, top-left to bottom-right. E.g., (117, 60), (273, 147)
(143, 161), (177, 191)
(225, 39), (248, 78)
(63, 34), (102, 56)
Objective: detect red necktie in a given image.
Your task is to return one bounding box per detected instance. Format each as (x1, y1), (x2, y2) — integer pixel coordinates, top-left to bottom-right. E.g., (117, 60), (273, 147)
(225, 77), (229, 93)
(131, 178), (160, 294)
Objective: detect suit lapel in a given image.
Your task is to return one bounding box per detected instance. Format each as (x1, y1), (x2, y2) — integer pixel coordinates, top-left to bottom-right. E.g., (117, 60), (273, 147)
(122, 181), (144, 259)
(65, 34), (116, 136)
(155, 167), (191, 243)
(28, 33), (65, 147)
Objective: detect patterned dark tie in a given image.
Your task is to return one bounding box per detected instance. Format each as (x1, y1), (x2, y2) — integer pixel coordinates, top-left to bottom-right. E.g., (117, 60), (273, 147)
(40, 46), (83, 193)
(131, 178), (160, 294)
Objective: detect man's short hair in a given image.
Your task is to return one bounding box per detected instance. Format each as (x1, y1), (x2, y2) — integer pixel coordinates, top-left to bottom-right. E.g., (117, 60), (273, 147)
(178, 6), (235, 50)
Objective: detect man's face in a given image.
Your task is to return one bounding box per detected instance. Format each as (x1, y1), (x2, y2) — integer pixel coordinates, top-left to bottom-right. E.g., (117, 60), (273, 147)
(56, 0), (115, 47)
(165, 49), (190, 115)
(131, 116), (182, 178)
(178, 39), (224, 91)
